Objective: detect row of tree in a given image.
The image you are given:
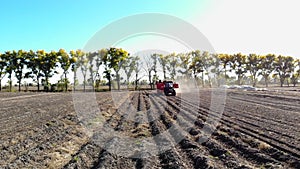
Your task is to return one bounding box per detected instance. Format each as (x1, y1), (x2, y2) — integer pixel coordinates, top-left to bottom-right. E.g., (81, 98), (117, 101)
(0, 48), (299, 92)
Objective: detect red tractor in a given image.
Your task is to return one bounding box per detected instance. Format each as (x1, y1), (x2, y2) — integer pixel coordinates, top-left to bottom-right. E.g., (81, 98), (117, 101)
(156, 80), (179, 96)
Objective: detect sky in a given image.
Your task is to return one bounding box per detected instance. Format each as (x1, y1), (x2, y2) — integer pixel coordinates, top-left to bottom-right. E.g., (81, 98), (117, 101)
(1, 0), (299, 57)
(1, 0), (299, 84)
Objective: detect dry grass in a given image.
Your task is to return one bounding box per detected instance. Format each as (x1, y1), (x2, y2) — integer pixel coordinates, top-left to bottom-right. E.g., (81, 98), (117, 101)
(258, 142), (271, 150)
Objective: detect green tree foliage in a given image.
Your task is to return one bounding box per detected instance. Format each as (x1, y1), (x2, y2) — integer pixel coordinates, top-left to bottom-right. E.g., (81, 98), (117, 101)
(1, 47), (300, 92)
(103, 48), (129, 90)
(25, 50), (44, 91)
(39, 50), (58, 91)
(177, 53), (191, 77)
(151, 53), (159, 83)
(77, 52), (89, 92)
(14, 50), (28, 92)
(122, 56), (139, 87)
(259, 54), (276, 87)
(57, 49), (71, 91)
(290, 59), (300, 86)
(246, 54), (261, 87)
(4, 51), (16, 92)
(0, 53), (7, 91)
(189, 50), (203, 81)
(218, 53), (231, 81)
(158, 54), (169, 80)
(210, 53), (223, 87)
(274, 55), (294, 87)
(231, 53), (247, 85)
(166, 53), (179, 80)
(70, 49), (84, 91)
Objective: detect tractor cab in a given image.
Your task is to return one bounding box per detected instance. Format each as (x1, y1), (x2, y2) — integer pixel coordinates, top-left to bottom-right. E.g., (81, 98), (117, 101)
(163, 81), (178, 96)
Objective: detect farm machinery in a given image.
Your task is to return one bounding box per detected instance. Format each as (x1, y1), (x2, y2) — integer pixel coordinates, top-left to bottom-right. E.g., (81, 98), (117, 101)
(156, 80), (179, 96)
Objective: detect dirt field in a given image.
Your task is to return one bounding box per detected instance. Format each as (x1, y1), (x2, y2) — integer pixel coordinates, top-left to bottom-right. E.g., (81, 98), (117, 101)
(0, 88), (299, 169)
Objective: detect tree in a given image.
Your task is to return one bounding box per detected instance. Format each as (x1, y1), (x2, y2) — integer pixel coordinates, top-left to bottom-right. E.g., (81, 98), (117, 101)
(231, 53), (247, 85)
(122, 56), (139, 88)
(158, 54), (169, 80)
(259, 54), (276, 87)
(201, 51), (214, 87)
(210, 53), (223, 87)
(103, 48), (129, 90)
(246, 54), (261, 87)
(151, 53), (159, 84)
(87, 52), (97, 90)
(4, 51), (16, 92)
(0, 53), (7, 91)
(70, 49), (84, 91)
(189, 50), (206, 86)
(25, 50), (44, 91)
(166, 53), (179, 80)
(290, 59), (300, 86)
(218, 53), (232, 82)
(77, 52), (89, 92)
(134, 57), (142, 90)
(14, 50), (28, 92)
(274, 55), (294, 87)
(95, 49), (106, 83)
(142, 54), (154, 89)
(177, 53), (191, 77)
(57, 49), (71, 91)
(39, 50), (58, 91)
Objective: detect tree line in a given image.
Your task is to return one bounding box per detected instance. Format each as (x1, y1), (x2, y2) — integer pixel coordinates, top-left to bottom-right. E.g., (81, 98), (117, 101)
(0, 48), (299, 92)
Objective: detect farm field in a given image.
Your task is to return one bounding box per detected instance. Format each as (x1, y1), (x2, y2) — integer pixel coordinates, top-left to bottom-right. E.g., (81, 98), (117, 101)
(0, 89), (299, 169)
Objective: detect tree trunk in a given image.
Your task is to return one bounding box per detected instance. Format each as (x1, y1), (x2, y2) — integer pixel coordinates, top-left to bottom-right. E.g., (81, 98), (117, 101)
(0, 79), (2, 92)
(280, 77), (284, 87)
(202, 71), (204, 87)
(9, 74), (12, 92)
(264, 76), (268, 87)
(90, 71), (95, 91)
(224, 69), (227, 84)
(18, 80), (21, 92)
(73, 70), (76, 92)
(148, 71), (152, 89)
(83, 75), (86, 92)
(135, 73), (138, 90)
(252, 74), (256, 87)
(45, 75), (49, 92)
(116, 72), (120, 90)
(108, 75), (111, 91)
(37, 76), (40, 92)
(65, 73), (68, 92)
(127, 77), (130, 89)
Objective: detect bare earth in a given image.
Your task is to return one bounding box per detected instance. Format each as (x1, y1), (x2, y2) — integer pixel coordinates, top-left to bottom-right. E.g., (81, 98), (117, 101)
(0, 88), (299, 169)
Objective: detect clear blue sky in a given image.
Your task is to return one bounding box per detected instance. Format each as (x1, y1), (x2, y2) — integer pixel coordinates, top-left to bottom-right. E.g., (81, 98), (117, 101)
(0, 0), (209, 52)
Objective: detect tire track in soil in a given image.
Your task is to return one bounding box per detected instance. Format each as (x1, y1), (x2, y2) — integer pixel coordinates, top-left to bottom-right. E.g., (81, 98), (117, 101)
(150, 93), (254, 168)
(87, 92), (140, 169)
(62, 93), (116, 168)
(196, 95), (300, 159)
(228, 93), (300, 128)
(146, 93), (193, 169)
(168, 90), (297, 167)
(229, 91), (300, 112)
(151, 93), (256, 168)
(2, 91), (300, 168)
(227, 94), (300, 128)
(178, 92), (300, 152)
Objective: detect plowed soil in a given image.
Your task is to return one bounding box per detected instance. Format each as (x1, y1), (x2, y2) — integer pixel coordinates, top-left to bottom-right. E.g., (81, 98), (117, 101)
(0, 89), (299, 169)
